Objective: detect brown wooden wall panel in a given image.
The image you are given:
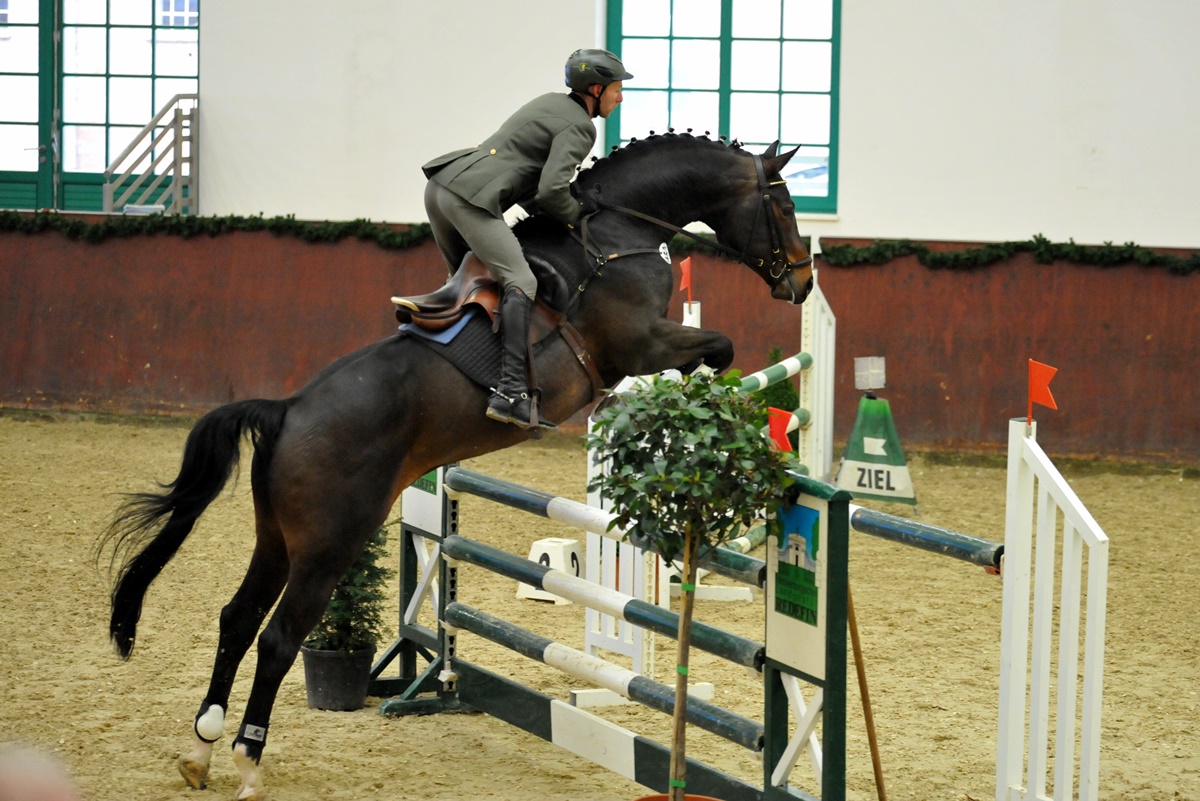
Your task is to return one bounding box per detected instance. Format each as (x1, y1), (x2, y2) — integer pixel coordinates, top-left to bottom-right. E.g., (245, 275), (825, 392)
(813, 247), (1199, 464)
(0, 226), (446, 415)
(2, 220), (1197, 464)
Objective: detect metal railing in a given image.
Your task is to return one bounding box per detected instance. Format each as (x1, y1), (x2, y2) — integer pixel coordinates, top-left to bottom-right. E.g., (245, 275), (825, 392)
(103, 93), (198, 215)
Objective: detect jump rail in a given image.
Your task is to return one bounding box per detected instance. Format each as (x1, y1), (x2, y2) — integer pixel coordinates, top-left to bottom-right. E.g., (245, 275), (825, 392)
(446, 466), (767, 587)
(442, 534), (764, 671)
(444, 601), (764, 751)
(850, 504), (1003, 571)
(736, 351), (813, 393)
(447, 465), (1002, 585)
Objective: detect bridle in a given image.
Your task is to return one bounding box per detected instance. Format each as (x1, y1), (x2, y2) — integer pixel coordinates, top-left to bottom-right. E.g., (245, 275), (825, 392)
(572, 154), (813, 299)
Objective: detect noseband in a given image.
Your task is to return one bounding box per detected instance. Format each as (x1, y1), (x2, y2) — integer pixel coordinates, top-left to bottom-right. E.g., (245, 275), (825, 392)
(588, 154), (813, 295)
(749, 155), (815, 297)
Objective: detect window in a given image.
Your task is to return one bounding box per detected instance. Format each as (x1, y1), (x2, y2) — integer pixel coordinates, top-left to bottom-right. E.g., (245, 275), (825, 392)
(159, 0), (198, 28)
(60, 0), (199, 175)
(1, 0), (200, 209)
(607, 0), (840, 213)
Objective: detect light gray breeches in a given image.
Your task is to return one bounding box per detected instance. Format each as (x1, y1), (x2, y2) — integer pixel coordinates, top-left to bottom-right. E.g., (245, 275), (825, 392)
(423, 180), (537, 299)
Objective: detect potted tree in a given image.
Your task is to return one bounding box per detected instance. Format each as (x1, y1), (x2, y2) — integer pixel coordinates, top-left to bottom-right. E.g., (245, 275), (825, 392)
(586, 373), (797, 801)
(300, 524), (394, 711)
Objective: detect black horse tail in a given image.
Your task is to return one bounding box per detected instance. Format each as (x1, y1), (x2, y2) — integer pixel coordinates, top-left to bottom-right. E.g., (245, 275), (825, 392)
(100, 398), (291, 659)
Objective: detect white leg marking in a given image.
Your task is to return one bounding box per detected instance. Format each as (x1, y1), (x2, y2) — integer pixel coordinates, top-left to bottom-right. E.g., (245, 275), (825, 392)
(232, 742), (269, 801)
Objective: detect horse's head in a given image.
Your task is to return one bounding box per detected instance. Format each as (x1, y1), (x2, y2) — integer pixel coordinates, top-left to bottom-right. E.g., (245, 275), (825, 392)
(574, 135), (814, 304)
(717, 142), (814, 304)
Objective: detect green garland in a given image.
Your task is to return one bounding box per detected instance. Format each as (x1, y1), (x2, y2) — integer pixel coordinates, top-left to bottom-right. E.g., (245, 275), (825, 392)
(3, 210), (1196, 275)
(820, 234), (1200, 275)
(0, 209), (432, 250)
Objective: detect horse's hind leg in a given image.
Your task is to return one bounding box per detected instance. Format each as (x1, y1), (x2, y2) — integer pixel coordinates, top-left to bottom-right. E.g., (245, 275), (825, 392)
(179, 508), (288, 791)
(229, 539), (374, 801)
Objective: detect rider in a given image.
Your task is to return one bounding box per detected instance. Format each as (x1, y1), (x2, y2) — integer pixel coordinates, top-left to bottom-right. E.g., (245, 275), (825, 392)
(420, 48), (632, 432)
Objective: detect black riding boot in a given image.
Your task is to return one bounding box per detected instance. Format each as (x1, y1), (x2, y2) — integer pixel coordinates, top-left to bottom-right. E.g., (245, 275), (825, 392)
(486, 286), (556, 434)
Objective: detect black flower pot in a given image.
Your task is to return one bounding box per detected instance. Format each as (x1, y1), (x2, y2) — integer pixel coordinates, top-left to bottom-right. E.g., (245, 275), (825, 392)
(300, 646), (376, 711)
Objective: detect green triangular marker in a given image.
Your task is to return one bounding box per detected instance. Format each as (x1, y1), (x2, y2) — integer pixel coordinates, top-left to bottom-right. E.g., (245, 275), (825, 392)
(836, 394), (917, 505)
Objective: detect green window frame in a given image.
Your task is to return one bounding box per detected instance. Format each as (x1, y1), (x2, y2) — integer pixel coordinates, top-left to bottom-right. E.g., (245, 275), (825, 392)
(605, 0), (840, 214)
(0, 0), (199, 211)
(59, 0), (199, 208)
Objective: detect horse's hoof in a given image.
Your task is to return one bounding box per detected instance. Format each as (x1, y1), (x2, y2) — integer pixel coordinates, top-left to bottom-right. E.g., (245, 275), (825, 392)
(177, 756), (209, 790)
(236, 787), (270, 801)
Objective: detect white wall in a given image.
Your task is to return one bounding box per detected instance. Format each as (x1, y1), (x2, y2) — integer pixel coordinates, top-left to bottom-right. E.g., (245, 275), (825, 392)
(200, 1), (1200, 248)
(821, 0), (1200, 247)
(199, 0), (598, 222)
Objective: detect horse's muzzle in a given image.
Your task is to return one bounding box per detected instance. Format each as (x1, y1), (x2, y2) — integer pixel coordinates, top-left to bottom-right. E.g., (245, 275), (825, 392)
(772, 269), (814, 304)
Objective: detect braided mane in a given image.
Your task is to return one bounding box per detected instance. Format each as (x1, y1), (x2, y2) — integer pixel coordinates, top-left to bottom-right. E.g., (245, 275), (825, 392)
(574, 132), (749, 189)
(512, 133), (753, 241)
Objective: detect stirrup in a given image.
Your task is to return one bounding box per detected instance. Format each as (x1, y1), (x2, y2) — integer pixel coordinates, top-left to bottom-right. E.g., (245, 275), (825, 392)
(486, 389), (557, 436)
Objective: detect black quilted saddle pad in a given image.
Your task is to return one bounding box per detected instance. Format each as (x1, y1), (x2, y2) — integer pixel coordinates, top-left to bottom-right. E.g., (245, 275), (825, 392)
(407, 311), (556, 392)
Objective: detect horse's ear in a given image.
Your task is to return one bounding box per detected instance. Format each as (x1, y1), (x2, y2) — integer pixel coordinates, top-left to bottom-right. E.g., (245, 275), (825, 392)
(765, 144), (801, 174)
(762, 140), (781, 159)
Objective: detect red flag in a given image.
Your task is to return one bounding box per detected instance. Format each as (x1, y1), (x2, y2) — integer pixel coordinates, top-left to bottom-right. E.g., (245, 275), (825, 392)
(768, 408), (795, 452)
(679, 256), (692, 304)
(1027, 359), (1058, 423)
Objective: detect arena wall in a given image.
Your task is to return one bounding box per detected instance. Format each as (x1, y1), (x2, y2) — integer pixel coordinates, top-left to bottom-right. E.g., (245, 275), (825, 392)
(3, 225), (1196, 464)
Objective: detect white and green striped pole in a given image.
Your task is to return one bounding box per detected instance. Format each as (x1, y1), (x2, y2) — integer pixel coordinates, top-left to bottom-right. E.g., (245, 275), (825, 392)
(735, 351), (813, 393)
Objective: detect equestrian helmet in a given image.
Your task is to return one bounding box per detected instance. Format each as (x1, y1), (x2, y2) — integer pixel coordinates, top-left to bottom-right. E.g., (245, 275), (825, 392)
(565, 48), (633, 93)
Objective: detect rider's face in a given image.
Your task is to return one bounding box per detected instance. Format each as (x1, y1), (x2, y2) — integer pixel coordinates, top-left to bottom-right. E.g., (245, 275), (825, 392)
(595, 81), (624, 119)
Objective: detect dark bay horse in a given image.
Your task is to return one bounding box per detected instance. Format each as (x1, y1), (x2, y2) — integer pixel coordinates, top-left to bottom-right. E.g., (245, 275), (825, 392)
(100, 134), (813, 800)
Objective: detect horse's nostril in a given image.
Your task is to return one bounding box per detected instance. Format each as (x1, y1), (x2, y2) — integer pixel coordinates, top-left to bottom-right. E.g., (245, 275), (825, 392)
(806, 276), (814, 292)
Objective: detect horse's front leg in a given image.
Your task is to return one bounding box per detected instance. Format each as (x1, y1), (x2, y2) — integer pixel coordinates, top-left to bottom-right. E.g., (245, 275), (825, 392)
(617, 318), (735, 377)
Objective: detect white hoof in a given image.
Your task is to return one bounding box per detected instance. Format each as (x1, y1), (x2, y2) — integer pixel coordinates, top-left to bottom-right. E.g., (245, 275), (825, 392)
(236, 787), (270, 801)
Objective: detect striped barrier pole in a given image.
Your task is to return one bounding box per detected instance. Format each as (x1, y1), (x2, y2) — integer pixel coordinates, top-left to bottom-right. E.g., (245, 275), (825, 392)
(725, 524), (768, 555)
(736, 351), (813, 393)
(443, 535), (763, 669)
(445, 466), (767, 587)
(443, 602), (764, 752)
(849, 504), (1004, 570)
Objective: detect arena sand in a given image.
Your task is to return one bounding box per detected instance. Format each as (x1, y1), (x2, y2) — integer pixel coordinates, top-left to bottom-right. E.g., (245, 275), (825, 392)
(0, 415), (1196, 800)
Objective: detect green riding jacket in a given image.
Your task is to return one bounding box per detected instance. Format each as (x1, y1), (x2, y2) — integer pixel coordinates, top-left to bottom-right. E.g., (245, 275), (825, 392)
(422, 92), (595, 226)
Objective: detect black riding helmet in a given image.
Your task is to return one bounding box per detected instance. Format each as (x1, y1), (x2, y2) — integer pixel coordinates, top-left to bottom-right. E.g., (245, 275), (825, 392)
(565, 48), (634, 106)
